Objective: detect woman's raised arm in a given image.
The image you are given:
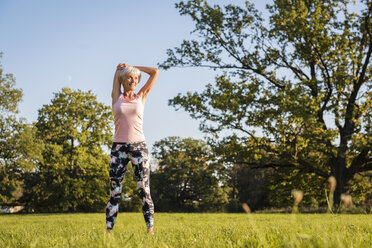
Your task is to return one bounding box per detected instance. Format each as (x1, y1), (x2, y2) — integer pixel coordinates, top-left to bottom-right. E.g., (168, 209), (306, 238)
(136, 66), (159, 101)
(111, 64), (125, 105)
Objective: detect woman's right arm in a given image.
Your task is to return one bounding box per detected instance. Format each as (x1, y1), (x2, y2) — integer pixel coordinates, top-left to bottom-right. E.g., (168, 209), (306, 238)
(111, 63), (124, 105)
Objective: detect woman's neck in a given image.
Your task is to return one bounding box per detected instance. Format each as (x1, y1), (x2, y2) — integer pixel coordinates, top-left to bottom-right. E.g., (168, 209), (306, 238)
(124, 91), (135, 98)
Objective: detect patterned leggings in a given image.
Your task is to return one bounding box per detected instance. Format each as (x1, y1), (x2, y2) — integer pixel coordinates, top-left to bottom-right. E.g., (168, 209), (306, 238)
(106, 141), (154, 230)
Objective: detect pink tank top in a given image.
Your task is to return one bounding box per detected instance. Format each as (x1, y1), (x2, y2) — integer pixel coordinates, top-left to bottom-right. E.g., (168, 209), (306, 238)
(112, 93), (145, 143)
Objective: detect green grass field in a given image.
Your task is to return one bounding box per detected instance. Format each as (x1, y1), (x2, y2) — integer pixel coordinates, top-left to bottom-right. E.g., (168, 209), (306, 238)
(0, 213), (371, 247)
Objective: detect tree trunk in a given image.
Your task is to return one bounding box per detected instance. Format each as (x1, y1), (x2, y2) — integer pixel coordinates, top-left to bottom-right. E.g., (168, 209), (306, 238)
(331, 155), (347, 206)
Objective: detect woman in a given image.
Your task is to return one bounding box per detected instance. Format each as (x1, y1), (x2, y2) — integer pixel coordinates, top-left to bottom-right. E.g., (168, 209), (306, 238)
(106, 63), (159, 235)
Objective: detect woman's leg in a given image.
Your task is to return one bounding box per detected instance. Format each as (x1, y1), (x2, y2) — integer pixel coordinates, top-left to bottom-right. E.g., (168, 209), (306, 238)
(130, 142), (154, 229)
(106, 143), (130, 230)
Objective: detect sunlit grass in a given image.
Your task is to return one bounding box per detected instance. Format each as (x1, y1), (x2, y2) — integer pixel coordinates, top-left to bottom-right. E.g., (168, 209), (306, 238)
(0, 213), (371, 247)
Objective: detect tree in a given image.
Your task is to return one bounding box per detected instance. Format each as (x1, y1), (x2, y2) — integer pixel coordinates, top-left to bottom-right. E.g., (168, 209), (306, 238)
(160, 0), (372, 205)
(151, 137), (229, 212)
(21, 88), (114, 212)
(0, 54), (42, 205)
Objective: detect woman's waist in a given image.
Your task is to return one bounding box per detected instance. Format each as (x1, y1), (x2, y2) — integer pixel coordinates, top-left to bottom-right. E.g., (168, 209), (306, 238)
(113, 132), (146, 143)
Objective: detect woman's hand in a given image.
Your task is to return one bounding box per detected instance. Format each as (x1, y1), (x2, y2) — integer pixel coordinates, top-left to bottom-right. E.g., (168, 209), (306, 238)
(116, 63), (124, 71)
(116, 63), (131, 71)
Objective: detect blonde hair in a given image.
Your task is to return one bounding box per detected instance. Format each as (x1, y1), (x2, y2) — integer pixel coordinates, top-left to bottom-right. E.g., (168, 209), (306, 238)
(119, 67), (141, 84)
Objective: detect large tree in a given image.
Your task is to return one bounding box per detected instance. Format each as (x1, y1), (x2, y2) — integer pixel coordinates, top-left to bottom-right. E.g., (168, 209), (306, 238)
(21, 88), (114, 212)
(160, 0), (372, 205)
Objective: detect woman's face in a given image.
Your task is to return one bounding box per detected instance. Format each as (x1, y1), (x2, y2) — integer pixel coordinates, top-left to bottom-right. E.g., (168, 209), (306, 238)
(123, 73), (139, 91)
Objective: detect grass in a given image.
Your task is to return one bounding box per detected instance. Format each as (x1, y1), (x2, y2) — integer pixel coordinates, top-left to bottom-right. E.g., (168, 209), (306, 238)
(0, 213), (371, 247)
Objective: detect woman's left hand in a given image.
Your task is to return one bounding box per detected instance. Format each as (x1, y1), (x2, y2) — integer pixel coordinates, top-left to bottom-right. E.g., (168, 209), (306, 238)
(117, 63), (125, 71)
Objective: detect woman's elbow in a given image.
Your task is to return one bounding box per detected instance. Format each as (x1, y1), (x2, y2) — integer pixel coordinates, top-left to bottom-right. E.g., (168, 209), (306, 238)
(153, 68), (159, 75)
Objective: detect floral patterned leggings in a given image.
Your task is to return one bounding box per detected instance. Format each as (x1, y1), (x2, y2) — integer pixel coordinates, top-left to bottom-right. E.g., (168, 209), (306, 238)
(106, 141), (154, 230)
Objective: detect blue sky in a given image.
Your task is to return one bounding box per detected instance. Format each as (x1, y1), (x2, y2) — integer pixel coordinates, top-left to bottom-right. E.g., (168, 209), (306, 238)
(0, 0), (269, 151)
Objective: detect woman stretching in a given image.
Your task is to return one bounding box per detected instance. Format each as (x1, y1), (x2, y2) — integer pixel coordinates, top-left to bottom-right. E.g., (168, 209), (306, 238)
(106, 63), (159, 235)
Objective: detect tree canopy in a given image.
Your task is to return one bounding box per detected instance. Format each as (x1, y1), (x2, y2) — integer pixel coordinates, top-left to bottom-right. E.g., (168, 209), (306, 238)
(21, 88), (113, 212)
(0, 54), (42, 205)
(160, 0), (372, 205)
(151, 137), (229, 212)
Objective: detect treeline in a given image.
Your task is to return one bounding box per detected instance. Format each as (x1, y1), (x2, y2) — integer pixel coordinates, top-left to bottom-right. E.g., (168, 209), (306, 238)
(1, 56), (370, 213)
(1, 62), (113, 211)
(150, 137), (371, 212)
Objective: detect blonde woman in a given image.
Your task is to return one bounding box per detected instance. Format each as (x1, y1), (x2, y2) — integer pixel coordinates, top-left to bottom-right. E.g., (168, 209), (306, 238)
(106, 63), (159, 235)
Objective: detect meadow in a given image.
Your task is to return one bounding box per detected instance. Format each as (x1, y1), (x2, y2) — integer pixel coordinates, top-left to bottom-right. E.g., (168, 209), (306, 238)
(0, 213), (371, 248)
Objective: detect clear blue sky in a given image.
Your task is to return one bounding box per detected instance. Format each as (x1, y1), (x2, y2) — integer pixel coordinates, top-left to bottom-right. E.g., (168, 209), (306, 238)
(0, 0), (269, 151)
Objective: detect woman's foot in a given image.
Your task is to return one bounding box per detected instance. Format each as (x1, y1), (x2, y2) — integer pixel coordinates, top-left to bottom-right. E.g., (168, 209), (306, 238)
(106, 229), (112, 236)
(147, 227), (154, 235)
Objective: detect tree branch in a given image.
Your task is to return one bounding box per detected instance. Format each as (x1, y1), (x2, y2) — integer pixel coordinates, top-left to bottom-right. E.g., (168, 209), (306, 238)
(203, 24), (286, 89)
(308, 39), (333, 126)
(342, 29), (372, 144)
(261, 42), (310, 83)
(234, 158), (329, 178)
(297, 158), (329, 178)
(355, 2), (372, 83)
(346, 149), (371, 179)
